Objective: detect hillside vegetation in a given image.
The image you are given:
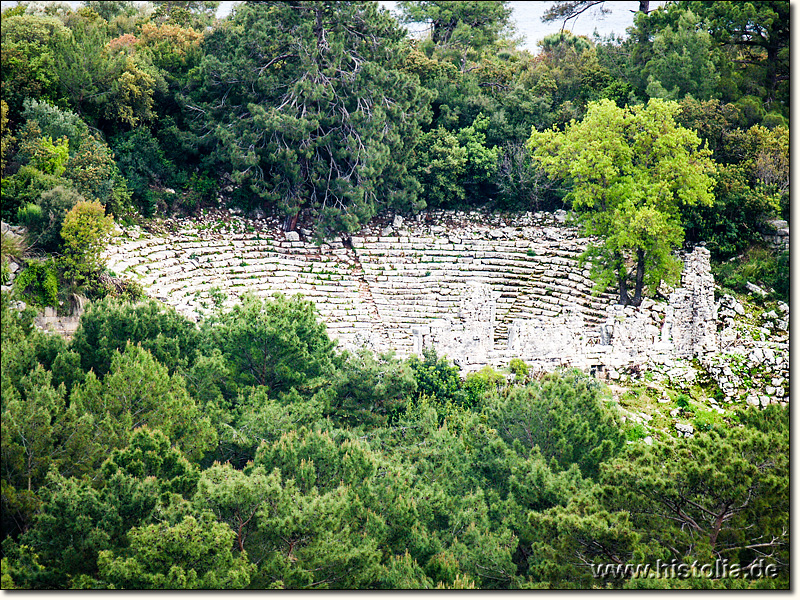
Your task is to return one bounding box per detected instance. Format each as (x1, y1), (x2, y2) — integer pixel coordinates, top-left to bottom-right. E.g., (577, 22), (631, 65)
(0, 0), (789, 589)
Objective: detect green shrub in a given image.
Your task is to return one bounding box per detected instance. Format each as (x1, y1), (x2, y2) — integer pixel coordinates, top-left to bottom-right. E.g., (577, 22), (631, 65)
(625, 423), (647, 441)
(183, 172), (217, 210)
(693, 409), (723, 433)
(675, 393), (691, 410)
(21, 98), (89, 158)
(15, 203), (43, 230)
(0, 165), (73, 223)
(464, 365), (505, 406)
(59, 200), (115, 285)
(407, 347), (467, 407)
(34, 185), (86, 250)
(14, 259), (58, 308)
(508, 357), (529, 381)
(111, 127), (175, 210)
(487, 368), (623, 479)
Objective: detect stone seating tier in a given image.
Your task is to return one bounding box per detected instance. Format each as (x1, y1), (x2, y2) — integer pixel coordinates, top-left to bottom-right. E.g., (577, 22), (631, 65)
(103, 211), (655, 358)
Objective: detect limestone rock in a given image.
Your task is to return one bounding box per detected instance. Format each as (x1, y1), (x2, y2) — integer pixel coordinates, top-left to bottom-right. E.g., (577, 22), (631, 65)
(745, 282), (767, 296)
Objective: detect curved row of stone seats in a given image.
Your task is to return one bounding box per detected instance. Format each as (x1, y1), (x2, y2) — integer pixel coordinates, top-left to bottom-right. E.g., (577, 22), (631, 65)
(350, 229), (614, 338)
(106, 230), (379, 352)
(103, 210), (618, 355)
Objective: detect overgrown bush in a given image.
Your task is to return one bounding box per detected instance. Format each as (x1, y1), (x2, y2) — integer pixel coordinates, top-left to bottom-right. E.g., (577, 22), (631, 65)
(14, 259), (58, 308)
(407, 347), (467, 406)
(59, 200), (115, 286)
(0, 165), (73, 223)
(32, 185), (85, 250)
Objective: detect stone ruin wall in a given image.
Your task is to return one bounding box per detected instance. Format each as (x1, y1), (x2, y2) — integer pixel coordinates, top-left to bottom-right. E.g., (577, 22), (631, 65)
(104, 209), (720, 374)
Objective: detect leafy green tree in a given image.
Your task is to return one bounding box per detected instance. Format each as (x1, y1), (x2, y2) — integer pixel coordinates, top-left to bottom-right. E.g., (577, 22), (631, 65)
(69, 343), (216, 461)
(644, 9), (719, 101)
(54, 15), (119, 123)
(110, 127), (175, 210)
(0, 100), (15, 173)
(683, 163), (776, 259)
(70, 297), (199, 377)
(151, 1), (220, 28)
(189, 1), (431, 235)
(529, 98), (716, 306)
(63, 134), (119, 205)
(397, 1), (514, 71)
(535, 32), (606, 113)
(370, 403), (526, 586)
(410, 108), (513, 209)
(0, 14), (69, 123)
(407, 347), (466, 407)
(21, 99), (90, 160)
(0, 165), (72, 223)
(26, 185), (84, 250)
(527, 485), (639, 588)
(375, 551), (435, 589)
(1, 365), (65, 495)
(210, 386), (326, 468)
(253, 479), (382, 589)
(200, 293), (336, 397)
(2, 113), (119, 215)
(7, 472), (125, 588)
(249, 430), (392, 588)
(101, 427), (200, 499)
(97, 512), (254, 589)
(5, 427), (207, 588)
(59, 199), (115, 286)
(682, 1), (788, 114)
(487, 369), (623, 479)
(103, 54), (164, 129)
(527, 405), (789, 588)
(411, 127), (467, 208)
(17, 134), (69, 178)
(136, 21), (205, 77)
(193, 462), (274, 554)
(12, 259), (59, 308)
(82, 1), (138, 23)
(603, 405), (788, 573)
(318, 348), (416, 427)
(675, 97), (741, 155)
(723, 124), (788, 202)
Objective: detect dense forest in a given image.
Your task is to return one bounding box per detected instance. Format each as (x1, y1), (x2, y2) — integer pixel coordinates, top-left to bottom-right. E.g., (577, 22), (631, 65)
(0, 0), (790, 589)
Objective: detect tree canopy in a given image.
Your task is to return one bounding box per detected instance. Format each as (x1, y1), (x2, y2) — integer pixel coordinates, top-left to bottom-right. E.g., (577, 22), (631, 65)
(529, 98), (716, 305)
(0, 0), (791, 589)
